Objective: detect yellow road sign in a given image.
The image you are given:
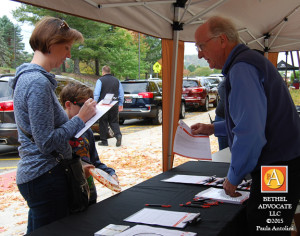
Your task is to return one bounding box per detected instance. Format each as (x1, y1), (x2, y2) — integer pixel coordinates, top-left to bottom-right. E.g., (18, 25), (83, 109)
(153, 62), (162, 73)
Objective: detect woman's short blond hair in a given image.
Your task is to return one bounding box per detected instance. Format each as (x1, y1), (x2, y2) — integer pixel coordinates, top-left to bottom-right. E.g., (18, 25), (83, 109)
(30, 16), (84, 53)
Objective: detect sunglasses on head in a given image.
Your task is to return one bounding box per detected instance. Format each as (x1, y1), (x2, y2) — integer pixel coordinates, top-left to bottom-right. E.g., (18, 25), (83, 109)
(72, 101), (84, 107)
(59, 20), (70, 30)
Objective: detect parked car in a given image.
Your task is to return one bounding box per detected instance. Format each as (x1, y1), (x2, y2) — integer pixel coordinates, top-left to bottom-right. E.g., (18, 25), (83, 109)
(0, 74), (17, 146)
(182, 77), (219, 111)
(120, 79), (186, 125)
(0, 74), (102, 146)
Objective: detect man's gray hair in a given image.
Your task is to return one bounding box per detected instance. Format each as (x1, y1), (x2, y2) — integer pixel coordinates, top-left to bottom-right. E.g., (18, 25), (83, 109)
(102, 65), (111, 74)
(207, 16), (240, 43)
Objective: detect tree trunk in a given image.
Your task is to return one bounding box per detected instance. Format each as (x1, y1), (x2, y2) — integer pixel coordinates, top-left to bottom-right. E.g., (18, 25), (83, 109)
(62, 61), (66, 73)
(95, 58), (99, 76)
(74, 58), (80, 74)
(55, 66), (62, 75)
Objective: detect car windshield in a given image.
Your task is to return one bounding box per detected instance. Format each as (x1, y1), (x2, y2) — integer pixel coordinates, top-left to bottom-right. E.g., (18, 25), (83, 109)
(208, 78), (220, 84)
(0, 81), (13, 100)
(156, 81), (162, 92)
(182, 80), (198, 88)
(122, 82), (148, 94)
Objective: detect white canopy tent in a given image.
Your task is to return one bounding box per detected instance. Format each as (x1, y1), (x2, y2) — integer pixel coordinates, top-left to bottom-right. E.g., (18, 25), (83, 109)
(14, 0), (300, 171)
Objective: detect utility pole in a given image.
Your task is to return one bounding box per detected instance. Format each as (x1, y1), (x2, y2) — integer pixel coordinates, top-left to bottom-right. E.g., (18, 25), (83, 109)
(138, 32), (140, 80)
(13, 26), (16, 68)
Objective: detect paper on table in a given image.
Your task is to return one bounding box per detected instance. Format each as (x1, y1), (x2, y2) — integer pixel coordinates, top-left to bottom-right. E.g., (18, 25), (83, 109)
(124, 208), (199, 228)
(162, 174), (212, 184)
(173, 120), (212, 160)
(75, 100), (118, 138)
(195, 187), (250, 204)
(117, 225), (197, 236)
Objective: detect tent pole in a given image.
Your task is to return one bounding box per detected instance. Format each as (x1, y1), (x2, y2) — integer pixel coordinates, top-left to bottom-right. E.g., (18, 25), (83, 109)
(290, 51), (296, 79)
(285, 51), (288, 84)
(297, 51), (300, 72)
(167, 6), (180, 170)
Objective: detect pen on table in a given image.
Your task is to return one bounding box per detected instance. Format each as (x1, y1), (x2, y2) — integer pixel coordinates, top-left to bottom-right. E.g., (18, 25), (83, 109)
(145, 204), (172, 208)
(213, 177), (225, 185)
(204, 175), (216, 183)
(180, 203), (210, 208)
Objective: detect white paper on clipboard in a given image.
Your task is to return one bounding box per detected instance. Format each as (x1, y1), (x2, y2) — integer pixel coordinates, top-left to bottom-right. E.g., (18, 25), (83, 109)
(173, 120), (212, 160)
(75, 98), (117, 138)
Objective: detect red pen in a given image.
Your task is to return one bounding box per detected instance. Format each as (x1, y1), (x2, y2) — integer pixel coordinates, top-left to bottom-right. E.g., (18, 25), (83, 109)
(145, 204), (172, 208)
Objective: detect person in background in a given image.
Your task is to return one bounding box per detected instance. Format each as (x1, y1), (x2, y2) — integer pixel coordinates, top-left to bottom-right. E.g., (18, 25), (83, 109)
(191, 16), (300, 235)
(60, 81), (119, 205)
(9, 16), (97, 233)
(214, 78), (228, 150)
(94, 65), (124, 147)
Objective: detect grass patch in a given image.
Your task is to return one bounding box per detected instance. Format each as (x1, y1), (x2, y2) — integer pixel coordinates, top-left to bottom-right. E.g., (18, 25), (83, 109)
(290, 89), (300, 106)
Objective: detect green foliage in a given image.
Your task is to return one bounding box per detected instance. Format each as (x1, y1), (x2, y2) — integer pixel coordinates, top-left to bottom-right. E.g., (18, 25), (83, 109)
(290, 71), (299, 83)
(189, 67), (214, 76)
(0, 15), (28, 68)
(12, 4), (161, 77)
(290, 89), (300, 105)
(187, 64), (196, 72)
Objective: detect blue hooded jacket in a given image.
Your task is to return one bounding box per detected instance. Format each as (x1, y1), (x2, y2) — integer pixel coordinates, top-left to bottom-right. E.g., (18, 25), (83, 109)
(10, 63), (85, 184)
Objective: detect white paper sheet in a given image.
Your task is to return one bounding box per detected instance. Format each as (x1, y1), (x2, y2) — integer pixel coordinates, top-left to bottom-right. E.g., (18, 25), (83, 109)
(173, 120), (212, 160)
(195, 187), (250, 204)
(117, 225), (197, 236)
(124, 208), (199, 228)
(162, 175), (212, 184)
(75, 100), (118, 138)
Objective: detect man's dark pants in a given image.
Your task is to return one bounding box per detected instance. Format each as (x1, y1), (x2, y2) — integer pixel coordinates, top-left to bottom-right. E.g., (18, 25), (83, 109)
(98, 104), (121, 143)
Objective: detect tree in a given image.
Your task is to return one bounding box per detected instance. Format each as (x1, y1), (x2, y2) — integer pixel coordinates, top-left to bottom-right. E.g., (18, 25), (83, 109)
(0, 16), (26, 68)
(0, 28), (10, 67)
(12, 4), (159, 78)
(187, 64), (196, 72)
(144, 36), (161, 77)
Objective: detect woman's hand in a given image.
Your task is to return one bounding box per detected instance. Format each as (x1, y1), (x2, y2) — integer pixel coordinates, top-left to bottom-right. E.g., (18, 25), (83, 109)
(190, 123), (214, 136)
(77, 98), (97, 123)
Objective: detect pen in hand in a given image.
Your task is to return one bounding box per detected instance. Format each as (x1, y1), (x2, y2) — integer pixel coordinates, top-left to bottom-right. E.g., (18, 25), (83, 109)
(145, 204), (172, 208)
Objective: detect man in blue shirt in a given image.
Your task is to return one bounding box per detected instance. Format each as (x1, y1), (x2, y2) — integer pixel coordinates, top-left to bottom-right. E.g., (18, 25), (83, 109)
(94, 65), (124, 147)
(191, 16), (300, 235)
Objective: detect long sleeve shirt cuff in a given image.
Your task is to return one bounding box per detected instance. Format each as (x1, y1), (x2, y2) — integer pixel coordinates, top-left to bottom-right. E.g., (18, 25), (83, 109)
(213, 120), (227, 137)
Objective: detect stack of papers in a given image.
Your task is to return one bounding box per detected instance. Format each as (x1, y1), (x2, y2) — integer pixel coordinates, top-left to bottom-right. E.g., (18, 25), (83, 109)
(117, 225), (197, 236)
(124, 208), (199, 228)
(162, 175), (251, 191)
(195, 187), (250, 205)
(173, 120), (212, 160)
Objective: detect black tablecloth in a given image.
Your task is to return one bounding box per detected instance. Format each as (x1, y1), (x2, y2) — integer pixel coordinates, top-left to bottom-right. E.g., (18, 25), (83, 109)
(28, 161), (247, 236)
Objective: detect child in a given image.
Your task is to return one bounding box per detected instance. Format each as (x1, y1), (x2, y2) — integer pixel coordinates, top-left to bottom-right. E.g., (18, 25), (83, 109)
(60, 81), (118, 205)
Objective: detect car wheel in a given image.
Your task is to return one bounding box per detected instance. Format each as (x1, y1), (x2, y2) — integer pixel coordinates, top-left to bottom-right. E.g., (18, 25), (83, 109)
(179, 102), (186, 119)
(153, 106), (163, 125)
(213, 96), (219, 107)
(201, 97), (209, 111)
(119, 118), (125, 125)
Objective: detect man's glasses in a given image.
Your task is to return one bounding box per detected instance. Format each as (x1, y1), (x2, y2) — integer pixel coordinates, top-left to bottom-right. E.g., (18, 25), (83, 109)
(72, 101), (84, 107)
(59, 20), (69, 30)
(195, 35), (219, 52)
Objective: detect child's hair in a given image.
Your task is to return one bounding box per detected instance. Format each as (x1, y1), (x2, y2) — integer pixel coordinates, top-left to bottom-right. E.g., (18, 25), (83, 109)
(60, 81), (93, 108)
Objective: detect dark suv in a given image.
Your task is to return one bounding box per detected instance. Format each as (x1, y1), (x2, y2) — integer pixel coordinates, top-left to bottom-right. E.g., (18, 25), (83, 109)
(120, 79), (186, 125)
(0, 74), (93, 146)
(182, 77), (219, 111)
